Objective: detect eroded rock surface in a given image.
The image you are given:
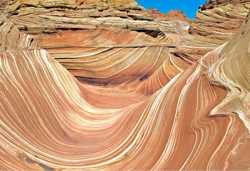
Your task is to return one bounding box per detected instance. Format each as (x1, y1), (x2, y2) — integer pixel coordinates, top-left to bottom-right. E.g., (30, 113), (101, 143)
(0, 0), (249, 170)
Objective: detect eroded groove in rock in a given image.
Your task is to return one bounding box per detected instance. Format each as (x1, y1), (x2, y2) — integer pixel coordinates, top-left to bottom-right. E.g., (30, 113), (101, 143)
(0, 0), (249, 170)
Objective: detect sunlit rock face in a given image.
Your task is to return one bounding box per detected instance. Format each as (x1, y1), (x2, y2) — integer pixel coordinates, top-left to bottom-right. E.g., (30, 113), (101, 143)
(0, 0), (250, 170)
(190, 0), (250, 44)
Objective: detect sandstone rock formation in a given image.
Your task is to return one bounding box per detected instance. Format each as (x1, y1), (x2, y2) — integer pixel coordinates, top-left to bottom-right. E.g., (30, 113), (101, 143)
(0, 0), (249, 170)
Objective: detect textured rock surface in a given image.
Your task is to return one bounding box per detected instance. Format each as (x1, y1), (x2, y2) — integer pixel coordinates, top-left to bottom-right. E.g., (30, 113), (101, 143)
(0, 0), (250, 170)
(191, 0), (249, 44)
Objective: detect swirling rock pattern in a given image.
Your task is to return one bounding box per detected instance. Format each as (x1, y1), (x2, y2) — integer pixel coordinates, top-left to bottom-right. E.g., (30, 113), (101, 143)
(0, 0), (250, 170)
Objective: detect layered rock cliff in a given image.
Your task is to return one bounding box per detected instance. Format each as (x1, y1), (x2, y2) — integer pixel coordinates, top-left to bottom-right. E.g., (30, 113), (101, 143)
(0, 0), (249, 170)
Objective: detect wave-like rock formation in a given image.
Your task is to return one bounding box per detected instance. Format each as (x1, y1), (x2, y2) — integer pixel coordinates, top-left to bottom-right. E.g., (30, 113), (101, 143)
(210, 14), (250, 133)
(0, 0), (250, 170)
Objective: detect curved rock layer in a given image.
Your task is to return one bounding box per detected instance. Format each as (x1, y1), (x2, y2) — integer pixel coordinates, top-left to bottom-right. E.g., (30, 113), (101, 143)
(210, 14), (250, 133)
(176, 0), (250, 61)
(0, 0), (250, 170)
(190, 0), (250, 44)
(1, 34), (249, 171)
